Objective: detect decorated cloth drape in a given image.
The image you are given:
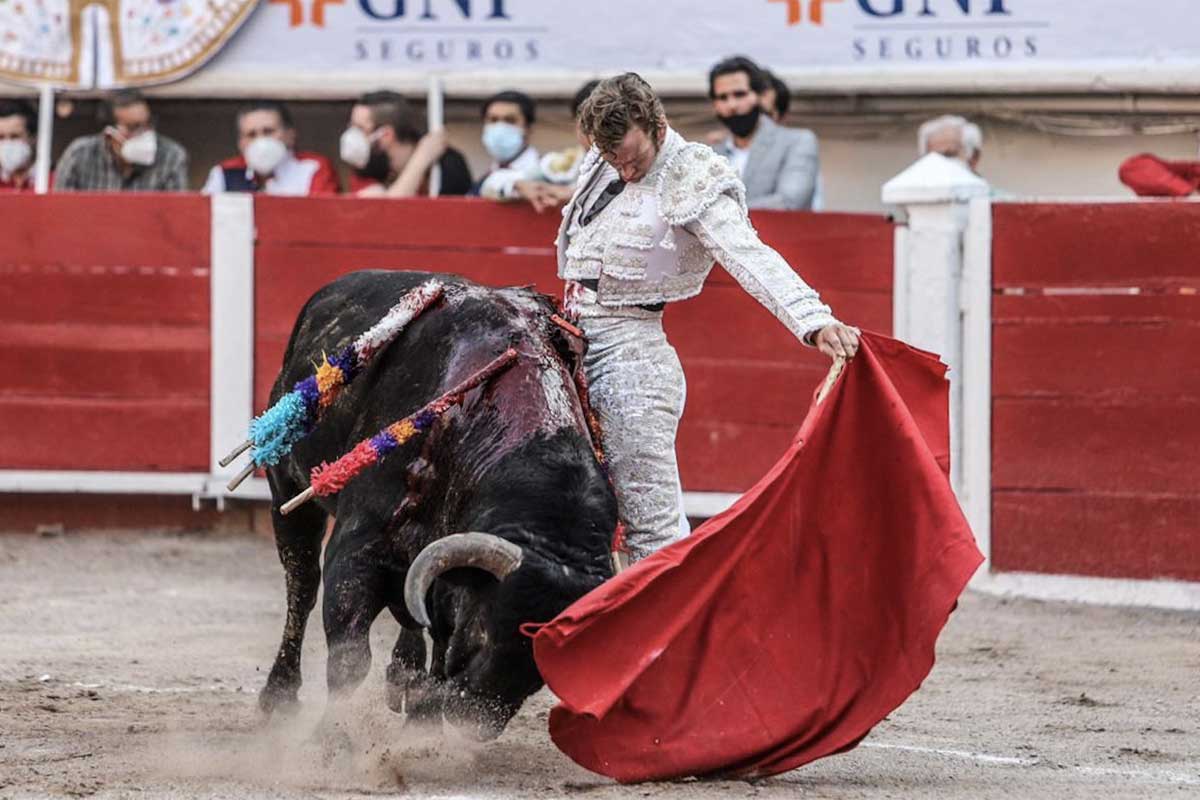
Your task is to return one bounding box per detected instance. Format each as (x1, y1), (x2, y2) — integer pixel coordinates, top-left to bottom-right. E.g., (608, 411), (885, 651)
(0, 0), (260, 89)
(526, 331), (983, 782)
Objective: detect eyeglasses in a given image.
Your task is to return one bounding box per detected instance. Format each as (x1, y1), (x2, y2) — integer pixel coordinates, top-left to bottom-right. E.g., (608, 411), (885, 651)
(713, 89), (753, 102)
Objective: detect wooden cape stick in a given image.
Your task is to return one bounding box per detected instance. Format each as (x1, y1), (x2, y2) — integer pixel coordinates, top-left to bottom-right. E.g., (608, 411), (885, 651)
(816, 356), (847, 406)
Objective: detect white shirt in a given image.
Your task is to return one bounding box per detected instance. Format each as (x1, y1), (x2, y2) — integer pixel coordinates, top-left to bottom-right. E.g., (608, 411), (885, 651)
(478, 146), (542, 200)
(728, 143), (751, 178)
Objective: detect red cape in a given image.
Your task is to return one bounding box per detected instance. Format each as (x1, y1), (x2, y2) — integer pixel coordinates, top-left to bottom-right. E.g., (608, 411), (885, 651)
(527, 332), (983, 782)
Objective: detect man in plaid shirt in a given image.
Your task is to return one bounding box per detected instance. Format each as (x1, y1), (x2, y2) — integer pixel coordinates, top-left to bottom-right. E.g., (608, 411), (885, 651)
(55, 90), (189, 192)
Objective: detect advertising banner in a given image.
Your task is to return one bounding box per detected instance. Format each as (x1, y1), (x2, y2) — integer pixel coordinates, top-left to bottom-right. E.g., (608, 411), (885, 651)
(4, 1), (1200, 92)
(204, 0), (1200, 86)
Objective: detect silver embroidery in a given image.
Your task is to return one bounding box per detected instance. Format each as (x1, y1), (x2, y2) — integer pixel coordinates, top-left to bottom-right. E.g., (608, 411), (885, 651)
(689, 193), (836, 341)
(602, 250), (649, 279)
(577, 300), (688, 562)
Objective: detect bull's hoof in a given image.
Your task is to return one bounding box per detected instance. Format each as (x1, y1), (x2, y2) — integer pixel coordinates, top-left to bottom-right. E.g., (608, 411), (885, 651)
(312, 717), (355, 766)
(403, 676), (444, 724)
(384, 678), (404, 714)
(385, 664), (442, 721)
(258, 680), (301, 715)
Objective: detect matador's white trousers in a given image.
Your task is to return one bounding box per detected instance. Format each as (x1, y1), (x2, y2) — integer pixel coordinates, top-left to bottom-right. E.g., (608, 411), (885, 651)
(577, 298), (691, 562)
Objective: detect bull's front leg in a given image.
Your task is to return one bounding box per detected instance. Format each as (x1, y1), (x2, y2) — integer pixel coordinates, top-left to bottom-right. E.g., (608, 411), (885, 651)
(260, 473), (327, 715)
(321, 526), (388, 702)
(311, 520), (389, 757)
(385, 625), (439, 720)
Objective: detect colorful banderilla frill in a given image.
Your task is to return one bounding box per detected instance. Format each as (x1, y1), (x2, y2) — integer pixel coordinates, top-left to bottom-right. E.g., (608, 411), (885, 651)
(220, 280), (445, 490)
(279, 348), (520, 515)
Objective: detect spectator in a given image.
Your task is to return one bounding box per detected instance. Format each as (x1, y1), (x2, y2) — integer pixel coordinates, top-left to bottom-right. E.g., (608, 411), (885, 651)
(501, 80), (599, 213)
(1118, 152), (1200, 197)
(708, 55), (818, 210)
(755, 69), (828, 209)
(54, 90), (188, 191)
(918, 115), (983, 173)
(760, 69), (791, 123)
(340, 90), (472, 197)
(474, 90), (540, 200)
(0, 99), (37, 193)
(203, 101), (338, 196)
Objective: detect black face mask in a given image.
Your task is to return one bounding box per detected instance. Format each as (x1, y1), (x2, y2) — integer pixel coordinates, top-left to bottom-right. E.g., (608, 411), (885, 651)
(718, 105), (762, 139)
(356, 148), (392, 183)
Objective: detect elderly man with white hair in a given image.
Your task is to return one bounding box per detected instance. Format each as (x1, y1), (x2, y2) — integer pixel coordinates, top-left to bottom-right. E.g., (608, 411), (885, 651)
(918, 115), (983, 173)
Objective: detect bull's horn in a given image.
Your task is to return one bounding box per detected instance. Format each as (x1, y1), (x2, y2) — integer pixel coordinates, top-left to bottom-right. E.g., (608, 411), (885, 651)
(404, 533), (524, 628)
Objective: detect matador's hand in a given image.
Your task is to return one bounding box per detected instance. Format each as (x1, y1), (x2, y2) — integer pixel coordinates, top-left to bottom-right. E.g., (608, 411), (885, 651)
(815, 323), (861, 360)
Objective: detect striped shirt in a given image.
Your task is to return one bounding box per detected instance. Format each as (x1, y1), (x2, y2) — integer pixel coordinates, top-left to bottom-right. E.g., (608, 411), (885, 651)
(53, 133), (189, 192)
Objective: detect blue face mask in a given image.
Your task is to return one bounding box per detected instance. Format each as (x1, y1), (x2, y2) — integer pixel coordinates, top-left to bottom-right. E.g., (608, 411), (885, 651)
(482, 122), (526, 164)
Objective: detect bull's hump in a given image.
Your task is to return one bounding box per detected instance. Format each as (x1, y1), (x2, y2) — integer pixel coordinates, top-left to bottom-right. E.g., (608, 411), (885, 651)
(440, 287), (587, 453)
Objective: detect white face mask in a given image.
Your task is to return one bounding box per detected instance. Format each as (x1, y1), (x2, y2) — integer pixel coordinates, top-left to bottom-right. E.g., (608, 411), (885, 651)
(244, 135), (289, 176)
(119, 130), (158, 166)
(339, 126), (374, 169)
(0, 139), (32, 178)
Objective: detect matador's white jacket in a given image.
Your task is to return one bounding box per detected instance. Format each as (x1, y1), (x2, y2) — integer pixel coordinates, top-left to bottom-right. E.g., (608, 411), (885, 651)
(556, 127), (838, 342)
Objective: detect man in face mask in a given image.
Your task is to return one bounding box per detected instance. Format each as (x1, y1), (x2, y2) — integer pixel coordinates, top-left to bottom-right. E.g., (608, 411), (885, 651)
(473, 90), (541, 201)
(202, 101), (338, 196)
(342, 90), (473, 198)
(0, 99), (37, 193)
(54, 89), (189, 192)
(708, 56), (818, 211)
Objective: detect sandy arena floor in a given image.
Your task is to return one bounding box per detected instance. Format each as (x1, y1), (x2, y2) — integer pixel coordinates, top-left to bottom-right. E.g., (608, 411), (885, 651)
(0, 531), (1197, 799)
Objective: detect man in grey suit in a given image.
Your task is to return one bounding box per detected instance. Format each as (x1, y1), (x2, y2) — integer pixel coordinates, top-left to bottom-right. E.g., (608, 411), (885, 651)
(708, 56), (819, 211)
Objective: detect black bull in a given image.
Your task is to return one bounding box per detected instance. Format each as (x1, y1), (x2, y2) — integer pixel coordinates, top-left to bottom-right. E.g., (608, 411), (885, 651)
(259, 270), (617, 739)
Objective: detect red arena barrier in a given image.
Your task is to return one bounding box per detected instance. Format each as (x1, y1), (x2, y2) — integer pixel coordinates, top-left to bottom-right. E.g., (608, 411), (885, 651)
(0, 194), (212, 472)
(0, 193), (891, 522)
(251, 197), (894, 492)
(990, 202), (1200, 583)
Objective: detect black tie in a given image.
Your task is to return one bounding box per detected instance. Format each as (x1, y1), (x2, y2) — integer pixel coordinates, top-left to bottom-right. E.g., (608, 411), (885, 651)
(580, 178), (626, 227)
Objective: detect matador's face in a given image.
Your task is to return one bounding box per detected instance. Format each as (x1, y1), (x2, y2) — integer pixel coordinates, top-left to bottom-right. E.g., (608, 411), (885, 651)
(600, 124), (664, 184)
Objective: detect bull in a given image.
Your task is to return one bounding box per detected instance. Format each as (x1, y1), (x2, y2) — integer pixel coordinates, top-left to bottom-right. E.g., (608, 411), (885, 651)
(257, 270), (617, 739)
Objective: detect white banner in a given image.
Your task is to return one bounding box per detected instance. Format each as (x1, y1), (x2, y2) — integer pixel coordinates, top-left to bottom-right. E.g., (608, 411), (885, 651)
(6, 1), (1200, 93)
(194, 0), (1200, 88)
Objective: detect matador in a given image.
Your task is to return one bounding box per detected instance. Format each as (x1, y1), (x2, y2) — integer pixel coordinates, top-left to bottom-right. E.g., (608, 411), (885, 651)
(556, 73), (860, 562)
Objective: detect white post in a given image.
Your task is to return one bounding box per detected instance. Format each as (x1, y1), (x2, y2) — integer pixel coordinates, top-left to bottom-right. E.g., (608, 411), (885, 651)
(34, 84), (54, 194)
(208, 194), (256, 491)
(427, 74), (444, 197)
(882, 154), (990, 539)
(961, 194), (993, 566)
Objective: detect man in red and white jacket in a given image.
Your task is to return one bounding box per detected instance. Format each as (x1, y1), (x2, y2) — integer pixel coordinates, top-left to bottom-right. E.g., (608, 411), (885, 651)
(203, 101), (338, 196)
